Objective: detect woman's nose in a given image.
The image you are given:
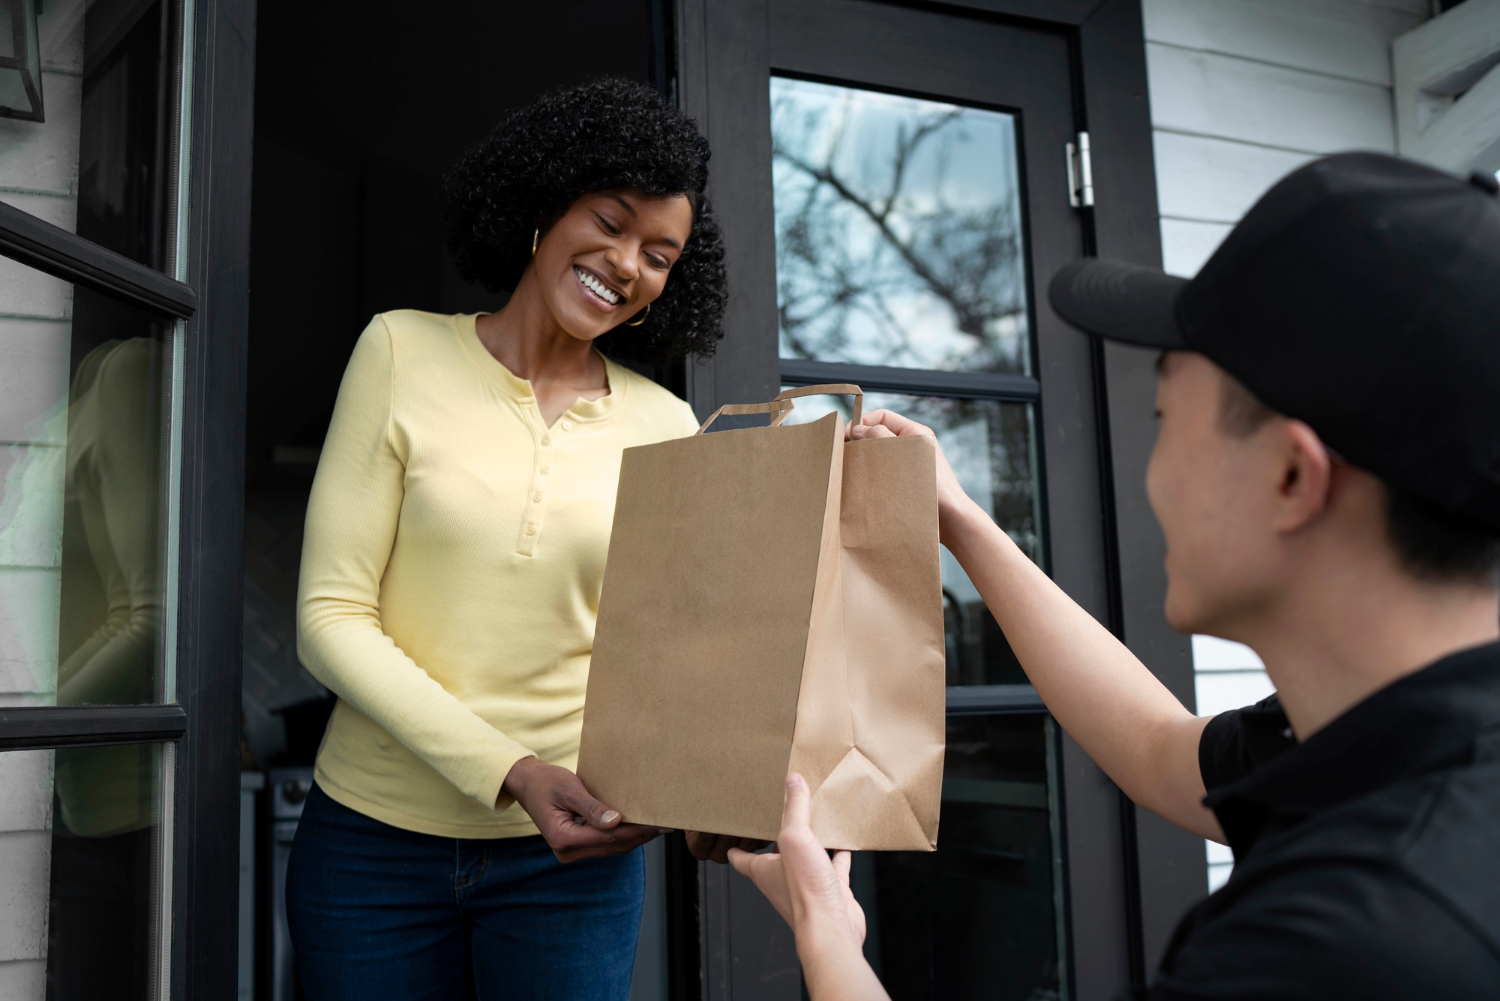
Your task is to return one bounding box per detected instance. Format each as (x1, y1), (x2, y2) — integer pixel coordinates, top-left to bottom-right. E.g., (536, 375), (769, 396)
(606, 244), (640, 282)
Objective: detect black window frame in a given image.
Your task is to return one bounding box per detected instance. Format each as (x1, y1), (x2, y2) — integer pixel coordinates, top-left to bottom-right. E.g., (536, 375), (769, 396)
(0, 0), (258, 996)
(669, 1), (1200, 998)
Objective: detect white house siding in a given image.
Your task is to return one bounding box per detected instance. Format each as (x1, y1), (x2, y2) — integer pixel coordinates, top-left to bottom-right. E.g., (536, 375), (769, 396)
(0, 0), (87, 993)
(1142, 0), (1429, 891)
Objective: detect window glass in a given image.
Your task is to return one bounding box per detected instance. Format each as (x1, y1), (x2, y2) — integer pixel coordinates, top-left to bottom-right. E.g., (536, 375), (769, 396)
(850, 714), (1065, 1000)
(782, 389), (1041, 685)
(0, 0), (185, 271)
(1, 268), (174, 705)
(771, 76), (1031, 376)
(0, 742), (167, 999)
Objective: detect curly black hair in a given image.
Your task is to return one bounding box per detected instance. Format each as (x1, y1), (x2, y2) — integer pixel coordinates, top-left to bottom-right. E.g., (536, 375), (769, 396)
(444, 77), (727, 363)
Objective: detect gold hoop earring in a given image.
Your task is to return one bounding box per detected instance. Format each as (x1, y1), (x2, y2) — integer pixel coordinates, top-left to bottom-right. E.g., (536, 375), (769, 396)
(626, 303), (650, 327)
(531, 228), (539, 257)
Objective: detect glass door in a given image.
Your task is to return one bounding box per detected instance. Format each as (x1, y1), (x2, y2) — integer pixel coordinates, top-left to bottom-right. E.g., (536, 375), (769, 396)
(770, 78), (1044, 687)
(677, 0), (1148, 997)
(0, 2), (191, 995)
(769, 77), (1066, 997)
(0, 0), (256, 995)
(769, 63), (1073, 1001)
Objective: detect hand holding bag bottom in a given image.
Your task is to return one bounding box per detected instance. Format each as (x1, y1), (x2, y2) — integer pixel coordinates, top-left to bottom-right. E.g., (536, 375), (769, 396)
(576, 385), (944, 851)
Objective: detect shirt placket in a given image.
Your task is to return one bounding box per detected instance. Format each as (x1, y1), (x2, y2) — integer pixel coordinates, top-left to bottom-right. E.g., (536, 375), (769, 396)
(514, 407), (577, 556)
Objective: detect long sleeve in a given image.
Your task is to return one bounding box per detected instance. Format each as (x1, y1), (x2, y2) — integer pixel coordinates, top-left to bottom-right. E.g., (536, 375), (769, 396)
(292, 310), (700, 838)
(296, 316), (535, 813)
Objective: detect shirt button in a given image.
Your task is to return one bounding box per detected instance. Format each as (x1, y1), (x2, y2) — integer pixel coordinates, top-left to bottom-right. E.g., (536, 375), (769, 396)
(525, 524), (536, 536)
(533, 493), (543, 503)
(540, 466), (549, 475)
(562, 420), (574, 431)
(541, 436), (551, 447)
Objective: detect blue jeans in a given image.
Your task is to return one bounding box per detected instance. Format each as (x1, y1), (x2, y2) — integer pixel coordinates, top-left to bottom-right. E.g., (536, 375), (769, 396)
(285, 783), (645, 1001)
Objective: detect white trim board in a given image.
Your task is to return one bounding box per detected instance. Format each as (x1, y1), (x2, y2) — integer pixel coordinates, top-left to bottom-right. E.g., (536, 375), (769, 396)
(1144, 0), (1424, 88)
(1148, 43), (1396, 154)
(1153, 132), (1315, 223)
(1394, 0), (1500, 174)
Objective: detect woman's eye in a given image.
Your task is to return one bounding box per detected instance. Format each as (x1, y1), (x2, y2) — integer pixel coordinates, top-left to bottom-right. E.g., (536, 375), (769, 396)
(595, 214), (621, 235)
(647, 255), (670, 270)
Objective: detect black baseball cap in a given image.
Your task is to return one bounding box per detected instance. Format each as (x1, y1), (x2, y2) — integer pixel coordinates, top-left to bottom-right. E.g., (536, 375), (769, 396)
(1049, 152), (1500, 532)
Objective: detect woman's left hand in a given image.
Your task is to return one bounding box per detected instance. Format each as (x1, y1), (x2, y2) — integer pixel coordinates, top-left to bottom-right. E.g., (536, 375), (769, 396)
(685, 831), (772, 864)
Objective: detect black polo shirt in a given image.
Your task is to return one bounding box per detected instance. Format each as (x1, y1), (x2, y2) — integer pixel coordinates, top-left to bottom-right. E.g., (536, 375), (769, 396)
(1145, 641), (1500, 999)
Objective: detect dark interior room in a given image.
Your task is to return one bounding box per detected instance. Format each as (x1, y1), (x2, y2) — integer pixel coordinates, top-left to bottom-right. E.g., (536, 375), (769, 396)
(242, 0), (668, 767)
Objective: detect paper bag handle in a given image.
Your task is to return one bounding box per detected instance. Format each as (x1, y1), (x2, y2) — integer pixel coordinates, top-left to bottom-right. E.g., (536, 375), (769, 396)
(773, 384), (864, 427)
(694, 398), (796, 435)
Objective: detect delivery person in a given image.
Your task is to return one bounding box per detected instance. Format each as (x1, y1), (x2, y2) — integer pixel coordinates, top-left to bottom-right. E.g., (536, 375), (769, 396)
(729, 152), (1500, 998)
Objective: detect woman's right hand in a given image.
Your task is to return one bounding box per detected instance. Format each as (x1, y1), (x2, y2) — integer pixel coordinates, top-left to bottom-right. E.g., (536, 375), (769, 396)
(849, 410), (979, 545)
(502, 756), (666, 863)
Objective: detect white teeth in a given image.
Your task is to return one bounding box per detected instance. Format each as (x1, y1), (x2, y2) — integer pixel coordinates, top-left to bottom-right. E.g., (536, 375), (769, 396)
(575, 266), (620, 305)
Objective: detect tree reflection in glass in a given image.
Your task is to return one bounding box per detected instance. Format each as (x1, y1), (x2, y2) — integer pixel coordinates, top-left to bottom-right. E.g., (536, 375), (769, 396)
(783, 389), (1041, 686)
(771, 77), (1031, 375)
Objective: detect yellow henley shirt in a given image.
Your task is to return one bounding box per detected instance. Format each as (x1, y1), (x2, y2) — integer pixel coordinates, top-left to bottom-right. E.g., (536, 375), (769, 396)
(296, 310), (701, 838)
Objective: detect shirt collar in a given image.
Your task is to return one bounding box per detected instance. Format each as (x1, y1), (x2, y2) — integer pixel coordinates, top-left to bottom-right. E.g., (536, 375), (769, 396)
(1205, 641), (1500, 855)
(457, 313), (626, 422)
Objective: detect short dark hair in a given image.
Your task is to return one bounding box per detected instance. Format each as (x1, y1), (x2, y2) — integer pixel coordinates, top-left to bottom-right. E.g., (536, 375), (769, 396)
(444, 77), (727, 365)
(1216, 370), (1500, 583)
(1385, 489), (1500, 584)
(1216, 366), (1276, 437)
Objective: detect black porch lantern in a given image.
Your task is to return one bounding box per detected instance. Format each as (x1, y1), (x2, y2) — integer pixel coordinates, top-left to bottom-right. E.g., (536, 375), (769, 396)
(0, 0), (43, 122)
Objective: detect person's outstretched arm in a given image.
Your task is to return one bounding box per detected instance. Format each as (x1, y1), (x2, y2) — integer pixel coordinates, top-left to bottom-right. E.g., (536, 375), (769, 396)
(852, 412), (1223, 842)
(729, 775), (889, 1001)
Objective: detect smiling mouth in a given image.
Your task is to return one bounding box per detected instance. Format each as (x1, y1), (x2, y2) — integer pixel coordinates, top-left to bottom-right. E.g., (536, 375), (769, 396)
(574, 265), (622, 307)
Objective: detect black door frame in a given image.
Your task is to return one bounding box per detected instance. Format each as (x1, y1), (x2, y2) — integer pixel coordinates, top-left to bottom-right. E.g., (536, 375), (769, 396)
(669, 1), (1200, 998)
(171, 0), (259, 994)
(0, 0), (258, 995)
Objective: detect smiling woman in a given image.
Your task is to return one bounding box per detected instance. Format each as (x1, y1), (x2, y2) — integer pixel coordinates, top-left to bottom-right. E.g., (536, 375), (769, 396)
(283, 79), (735, 1001)
(444, 77), (728, 364)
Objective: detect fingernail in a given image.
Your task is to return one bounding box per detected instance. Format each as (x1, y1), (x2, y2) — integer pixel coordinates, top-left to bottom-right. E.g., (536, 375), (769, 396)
(601, 810), (620, 824)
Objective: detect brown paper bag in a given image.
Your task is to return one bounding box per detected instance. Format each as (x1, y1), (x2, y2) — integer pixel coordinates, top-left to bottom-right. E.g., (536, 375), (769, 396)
(576, 384), (945, 851)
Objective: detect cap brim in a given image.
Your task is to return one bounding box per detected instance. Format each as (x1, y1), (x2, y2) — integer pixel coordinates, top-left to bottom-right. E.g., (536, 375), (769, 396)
(1048, 258), (1189, 349)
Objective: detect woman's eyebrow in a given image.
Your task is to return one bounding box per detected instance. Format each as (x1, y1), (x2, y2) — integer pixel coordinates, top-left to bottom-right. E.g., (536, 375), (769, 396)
(608, 194), (638, 217)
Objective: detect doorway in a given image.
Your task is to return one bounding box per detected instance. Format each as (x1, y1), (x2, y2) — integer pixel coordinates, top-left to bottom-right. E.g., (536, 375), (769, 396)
(237, 1), (1193, 999)
(240, 3), (676, 997)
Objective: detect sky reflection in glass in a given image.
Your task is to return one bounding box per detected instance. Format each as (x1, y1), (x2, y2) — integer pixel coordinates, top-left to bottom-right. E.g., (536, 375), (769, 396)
(772, 77), (1031, 375)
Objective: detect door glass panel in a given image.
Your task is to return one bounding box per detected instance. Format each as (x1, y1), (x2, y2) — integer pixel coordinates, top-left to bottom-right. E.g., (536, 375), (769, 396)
(0, 267), (175, 705)
(850, 714), (1065, 1000)
(0, 742), (167, 999)
(782, 389), (1040, 685)
(771, 76), (1031, 375)
(0, 0), (186, 272)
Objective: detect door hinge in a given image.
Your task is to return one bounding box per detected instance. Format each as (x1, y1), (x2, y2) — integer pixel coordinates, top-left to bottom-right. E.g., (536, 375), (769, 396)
(1067, 131), (1094, 208)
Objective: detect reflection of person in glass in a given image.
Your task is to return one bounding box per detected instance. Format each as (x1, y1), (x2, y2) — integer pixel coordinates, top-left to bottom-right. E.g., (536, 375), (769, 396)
(56, 338), (162, 710)
(50, 335), (164, 999)
(288, 79), (753, 1000)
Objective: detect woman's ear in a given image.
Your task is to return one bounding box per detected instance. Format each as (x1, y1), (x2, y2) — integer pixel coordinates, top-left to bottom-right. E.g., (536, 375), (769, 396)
(1275, 419), (1334, 533)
